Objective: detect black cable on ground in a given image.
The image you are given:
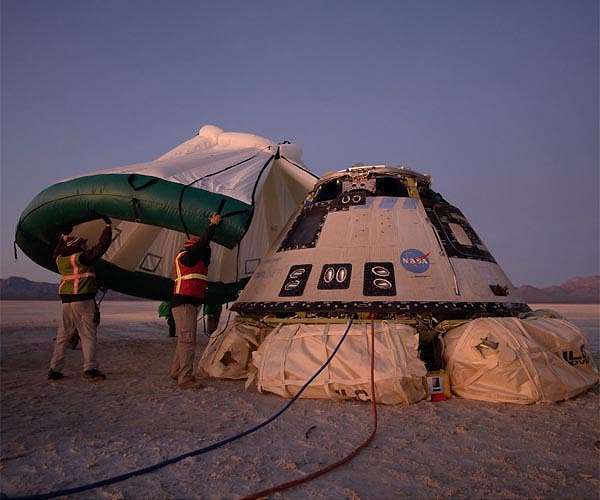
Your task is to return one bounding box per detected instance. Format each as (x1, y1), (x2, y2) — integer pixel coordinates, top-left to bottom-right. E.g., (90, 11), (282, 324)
(7, 319), (355, 500)
(242, 319), (378, 500)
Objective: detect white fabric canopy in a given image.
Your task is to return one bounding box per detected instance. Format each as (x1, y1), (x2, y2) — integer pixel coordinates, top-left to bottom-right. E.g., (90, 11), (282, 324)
(74, 125), (318, 286)
(88, 124), (306, 205)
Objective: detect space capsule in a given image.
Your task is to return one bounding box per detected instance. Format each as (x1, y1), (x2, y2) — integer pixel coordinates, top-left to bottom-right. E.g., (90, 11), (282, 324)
(214, 164), (597, 405)
(233, 164), (529, 319)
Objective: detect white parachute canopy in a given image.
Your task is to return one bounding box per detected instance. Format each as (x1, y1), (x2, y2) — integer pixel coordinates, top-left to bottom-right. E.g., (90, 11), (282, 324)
(78, 125), (318, 288)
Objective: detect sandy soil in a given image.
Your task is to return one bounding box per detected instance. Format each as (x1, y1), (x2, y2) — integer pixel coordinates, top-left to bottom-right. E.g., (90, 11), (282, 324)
(1, 301), (598, 499)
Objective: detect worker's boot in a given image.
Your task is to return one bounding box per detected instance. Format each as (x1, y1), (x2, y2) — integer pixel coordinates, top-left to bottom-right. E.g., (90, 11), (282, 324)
(83, 369), (107, 381)
(48, 369), (64, 381)
(178, 378), (204, 390)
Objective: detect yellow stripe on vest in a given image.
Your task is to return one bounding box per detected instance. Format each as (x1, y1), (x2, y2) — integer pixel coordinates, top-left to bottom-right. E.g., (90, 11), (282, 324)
(174, 252), (207, 294)
(175, 274), (208, 281)
(174, 252), (184, 294)
(61, 272), (96, 280)
(58, 254), (96, 294)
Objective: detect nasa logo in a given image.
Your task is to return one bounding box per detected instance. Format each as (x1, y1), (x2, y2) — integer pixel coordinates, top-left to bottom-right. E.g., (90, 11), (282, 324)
(400, 249), (430, 274)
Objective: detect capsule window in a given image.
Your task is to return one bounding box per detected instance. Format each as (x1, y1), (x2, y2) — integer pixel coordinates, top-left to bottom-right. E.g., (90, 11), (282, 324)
(313, 180), (342, 203)
(374, 177), (409, 197)
(448, 223), (473, 246)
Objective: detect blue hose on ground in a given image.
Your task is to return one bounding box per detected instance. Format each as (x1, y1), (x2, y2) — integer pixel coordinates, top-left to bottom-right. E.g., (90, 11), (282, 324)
(6, 318), (355, 500)
(242, 319), (378, 500)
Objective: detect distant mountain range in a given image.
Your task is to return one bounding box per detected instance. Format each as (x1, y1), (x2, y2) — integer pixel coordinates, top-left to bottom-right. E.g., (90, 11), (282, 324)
(516, 276), (599, 304)
(1, 275), (598, 303)
(0, 276), (144, 301)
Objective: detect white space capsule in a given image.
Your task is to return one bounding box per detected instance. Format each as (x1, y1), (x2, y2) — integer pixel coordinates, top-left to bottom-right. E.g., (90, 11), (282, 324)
(233, 165), (528, 320)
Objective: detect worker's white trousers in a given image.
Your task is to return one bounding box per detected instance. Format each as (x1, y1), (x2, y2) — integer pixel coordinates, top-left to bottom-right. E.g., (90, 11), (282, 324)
(50, 299), (99, 372)
(170, 304), (199, 384)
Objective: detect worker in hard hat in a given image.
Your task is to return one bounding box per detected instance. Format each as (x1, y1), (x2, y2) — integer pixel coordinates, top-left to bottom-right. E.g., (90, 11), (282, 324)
(48, 216), (112, 382)
(169, 213), (221, 389)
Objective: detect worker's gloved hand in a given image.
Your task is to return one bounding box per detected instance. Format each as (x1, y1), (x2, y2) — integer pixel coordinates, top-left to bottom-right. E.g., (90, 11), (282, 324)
(101, 215), (112, 225)
(209, 213), (221, 226)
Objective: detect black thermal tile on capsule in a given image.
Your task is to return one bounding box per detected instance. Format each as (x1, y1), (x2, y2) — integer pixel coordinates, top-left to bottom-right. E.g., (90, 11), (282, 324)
(363, 262), (397, 296)
(317, 263), (352, 289)
(279, 264), (313, 297)
(278, 206), (328, 251)
(421, 201), (495, 263)
(489, 284), (509, 296)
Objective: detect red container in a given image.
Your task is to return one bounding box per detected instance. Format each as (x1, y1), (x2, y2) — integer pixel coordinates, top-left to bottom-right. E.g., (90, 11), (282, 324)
(431, 392), (446, 402)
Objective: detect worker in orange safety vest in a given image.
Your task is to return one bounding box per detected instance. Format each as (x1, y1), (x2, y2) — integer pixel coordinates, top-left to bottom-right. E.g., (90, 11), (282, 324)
(169, 212), (221, 389)
(48, 216), (112, 382)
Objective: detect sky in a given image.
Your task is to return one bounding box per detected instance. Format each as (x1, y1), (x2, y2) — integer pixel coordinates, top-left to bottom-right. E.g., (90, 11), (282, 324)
(1, 0), (598, 287)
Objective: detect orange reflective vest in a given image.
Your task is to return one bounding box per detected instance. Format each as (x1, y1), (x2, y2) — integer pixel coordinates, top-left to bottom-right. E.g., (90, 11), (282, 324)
(56, 252), (97, 295)
(173, 252), (208, 299)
